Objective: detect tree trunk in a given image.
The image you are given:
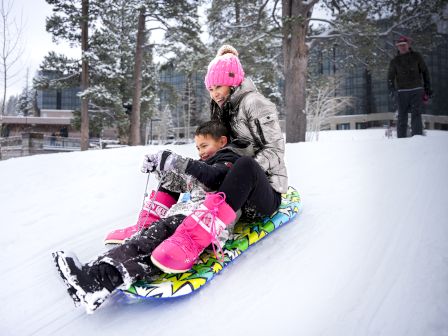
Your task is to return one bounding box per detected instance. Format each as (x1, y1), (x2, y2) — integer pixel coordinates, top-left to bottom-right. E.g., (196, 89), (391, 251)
(33, 90), (41, 117)
(364, 68), (376, 114)
(129, 6), (146, 146)
(282, 0), (315, 143)
(80, 0), (89, 151)
(284, 50), (308, 143)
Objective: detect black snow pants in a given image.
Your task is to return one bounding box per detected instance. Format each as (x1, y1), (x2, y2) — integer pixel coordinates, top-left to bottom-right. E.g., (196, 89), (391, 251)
(98, 215), (186, 286)
(218, 156), (281, 219)
(396, 88), (424, 138)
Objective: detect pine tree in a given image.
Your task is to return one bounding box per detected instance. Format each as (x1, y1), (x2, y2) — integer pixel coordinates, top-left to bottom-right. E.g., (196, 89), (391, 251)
(157, 105), (175, 143)
(17, 88), (34, 116)
(45, 0), (99, 149)
(43, 0), (203, 144)
(84, 0), (156, 143)
(16, 69), (35, 116)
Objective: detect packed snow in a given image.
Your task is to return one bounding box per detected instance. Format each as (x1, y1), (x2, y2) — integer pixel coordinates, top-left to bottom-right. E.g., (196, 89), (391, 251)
(0, 129), (447, 336)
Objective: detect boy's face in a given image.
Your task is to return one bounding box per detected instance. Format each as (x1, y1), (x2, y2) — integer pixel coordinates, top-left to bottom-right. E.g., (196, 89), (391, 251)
(194, 134), (228, 161)
(208, 85), (231, 107)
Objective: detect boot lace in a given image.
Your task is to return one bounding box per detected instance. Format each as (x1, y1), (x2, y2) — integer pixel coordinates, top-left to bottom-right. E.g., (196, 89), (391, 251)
(166, 192), (228, 264)
(190, 192), (227, 263)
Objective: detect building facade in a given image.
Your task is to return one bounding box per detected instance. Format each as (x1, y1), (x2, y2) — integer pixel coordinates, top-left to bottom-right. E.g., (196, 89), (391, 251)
(310, 32), (448, 130)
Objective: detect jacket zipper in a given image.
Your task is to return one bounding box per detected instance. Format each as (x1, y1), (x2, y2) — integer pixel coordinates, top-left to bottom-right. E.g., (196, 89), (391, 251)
(254, 119), (267, 145)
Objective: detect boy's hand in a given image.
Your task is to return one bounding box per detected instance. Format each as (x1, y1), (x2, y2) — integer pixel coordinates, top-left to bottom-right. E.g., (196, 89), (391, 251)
(141, 153), (158, 173)
(141, 150), (187, 173)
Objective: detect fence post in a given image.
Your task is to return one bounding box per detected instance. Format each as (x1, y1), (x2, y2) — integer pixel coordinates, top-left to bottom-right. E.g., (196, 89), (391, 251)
(21, 133), (31, 157)
(21, 133), (44, 157)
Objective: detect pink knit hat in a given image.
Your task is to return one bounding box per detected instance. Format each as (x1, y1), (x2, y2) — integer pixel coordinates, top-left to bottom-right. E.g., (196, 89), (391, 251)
(204, 45), (245, 89)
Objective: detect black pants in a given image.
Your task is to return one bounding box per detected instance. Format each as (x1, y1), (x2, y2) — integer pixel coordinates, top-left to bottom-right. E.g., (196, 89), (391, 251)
(397, 88), (424, 138)
(98, 215), (185, 284)
(218, 156), (281, 218)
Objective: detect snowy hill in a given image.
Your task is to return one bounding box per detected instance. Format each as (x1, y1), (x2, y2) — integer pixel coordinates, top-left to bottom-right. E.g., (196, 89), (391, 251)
(1, 130), (447, 336)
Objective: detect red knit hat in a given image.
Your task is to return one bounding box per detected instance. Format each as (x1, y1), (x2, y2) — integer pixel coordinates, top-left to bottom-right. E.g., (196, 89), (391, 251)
(396, 36), (410, 45)
(204, 45), (245, 89)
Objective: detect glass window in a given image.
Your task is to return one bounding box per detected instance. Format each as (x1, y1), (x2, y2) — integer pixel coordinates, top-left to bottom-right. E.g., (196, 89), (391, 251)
(337, 123), (350, 130)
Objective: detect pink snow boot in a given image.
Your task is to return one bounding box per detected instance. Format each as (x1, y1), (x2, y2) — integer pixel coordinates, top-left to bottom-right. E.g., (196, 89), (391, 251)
(104, 191), (177, 245)
(151, 192), (236, 273)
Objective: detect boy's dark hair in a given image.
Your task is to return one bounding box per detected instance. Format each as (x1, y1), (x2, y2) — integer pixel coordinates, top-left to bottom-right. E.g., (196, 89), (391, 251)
(195, 120), (229, 140)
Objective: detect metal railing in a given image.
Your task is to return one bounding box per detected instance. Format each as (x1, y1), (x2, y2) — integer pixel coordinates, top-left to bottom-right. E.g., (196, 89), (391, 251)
(43, 135), (81, 151)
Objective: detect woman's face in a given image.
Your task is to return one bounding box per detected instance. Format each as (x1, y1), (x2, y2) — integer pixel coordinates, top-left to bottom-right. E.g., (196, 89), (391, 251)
(208, 85), (231, 107)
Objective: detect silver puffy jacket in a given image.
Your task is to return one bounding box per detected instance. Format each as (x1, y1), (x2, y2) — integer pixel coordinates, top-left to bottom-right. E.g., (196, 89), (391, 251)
(210, 78), (288, 194)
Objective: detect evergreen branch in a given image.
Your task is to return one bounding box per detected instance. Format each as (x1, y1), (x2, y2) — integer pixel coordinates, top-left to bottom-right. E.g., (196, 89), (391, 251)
(219, 0), (279, 31)
(307, 12), (429, 43)
(87, 102), (115, 119)
(377, 13), (429, 37)
(37, 72), (80, 89)
(148, 26), (167, 32)
(146, 13), (169, 31)
(308, 17), (336, 26)
(51, 72), (80, 83)
(339, 34), (358, 49)
(220, 21), (258, 29)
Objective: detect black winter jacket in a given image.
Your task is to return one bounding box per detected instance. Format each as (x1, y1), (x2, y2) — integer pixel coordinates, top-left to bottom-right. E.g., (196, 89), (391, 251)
(184, 146), (240, 191)
(387, 49), (431, 92)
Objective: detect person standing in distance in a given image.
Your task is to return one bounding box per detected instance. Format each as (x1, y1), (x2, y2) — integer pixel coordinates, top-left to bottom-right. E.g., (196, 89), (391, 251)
(387, 35), (432, 138)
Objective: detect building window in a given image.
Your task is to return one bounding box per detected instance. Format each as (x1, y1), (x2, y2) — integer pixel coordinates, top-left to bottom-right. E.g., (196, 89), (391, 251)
(337, 123), (350, 130)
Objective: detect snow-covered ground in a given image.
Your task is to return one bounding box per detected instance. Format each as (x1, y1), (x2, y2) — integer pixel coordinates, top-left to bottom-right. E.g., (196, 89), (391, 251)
(1, 129), (447, 336)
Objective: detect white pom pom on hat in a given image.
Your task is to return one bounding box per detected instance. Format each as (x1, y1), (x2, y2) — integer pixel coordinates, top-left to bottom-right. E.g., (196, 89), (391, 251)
(205, 44), (245, 89)
(216, 45), (239, 57)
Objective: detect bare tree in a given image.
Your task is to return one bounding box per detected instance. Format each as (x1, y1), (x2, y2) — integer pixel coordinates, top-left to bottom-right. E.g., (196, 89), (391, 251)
(0, 0), (23, 116)
(306, 76), (353, 142)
